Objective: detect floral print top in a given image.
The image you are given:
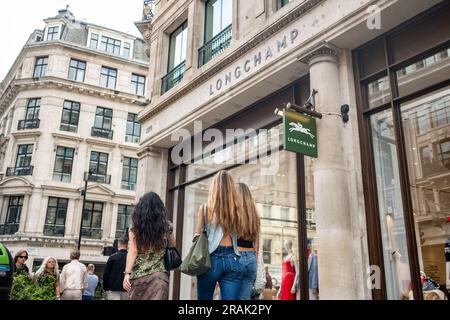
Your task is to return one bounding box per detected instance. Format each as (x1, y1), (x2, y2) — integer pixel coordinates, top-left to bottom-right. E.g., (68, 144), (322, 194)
(130, 221), (173, 280)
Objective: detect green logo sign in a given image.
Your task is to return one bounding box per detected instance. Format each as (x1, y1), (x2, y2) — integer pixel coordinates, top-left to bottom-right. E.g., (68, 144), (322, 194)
(283, 110), (318, 158)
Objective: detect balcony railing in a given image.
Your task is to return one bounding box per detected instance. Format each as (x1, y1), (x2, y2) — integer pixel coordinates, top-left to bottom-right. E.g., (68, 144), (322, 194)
(0, 224), (19, 235)
(84, 172), (111, 184)
(198, 24), (232, 67)
(18, 119), (40, 130)
(125, 135), (140, 143)
(121, 181), (136, 191)
(60, 123), (78, 133)
(43, 225), (65, 237)
(161, 60), (186, 94)
(81, 228), (102, 240)
(6, 166), (33, 177)
(91, 127), (113, 140)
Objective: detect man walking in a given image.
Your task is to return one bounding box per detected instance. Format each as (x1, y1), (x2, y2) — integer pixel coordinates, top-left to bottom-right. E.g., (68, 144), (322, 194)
(60, 249), (88, 300)
(82, 264), (99, 300)
(103, 237), (129, 300)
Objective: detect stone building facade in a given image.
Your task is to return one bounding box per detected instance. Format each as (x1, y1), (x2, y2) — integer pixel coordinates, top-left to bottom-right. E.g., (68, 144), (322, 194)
(0, 8), (149, 272)
(135, 0), (449, 300)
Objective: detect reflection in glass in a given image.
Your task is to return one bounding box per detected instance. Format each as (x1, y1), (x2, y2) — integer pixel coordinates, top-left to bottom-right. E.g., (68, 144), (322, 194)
(397, 48), (450, 97)
(180, 150), (299, 300)
(305, 156), (318, 300)
(367, 76), (391, 109)
(371, 109), (412, 300)
(401, 87), (450, 300)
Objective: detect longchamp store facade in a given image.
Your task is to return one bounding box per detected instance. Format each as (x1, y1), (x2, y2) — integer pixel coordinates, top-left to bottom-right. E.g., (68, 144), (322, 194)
(135, 0), (450, 300)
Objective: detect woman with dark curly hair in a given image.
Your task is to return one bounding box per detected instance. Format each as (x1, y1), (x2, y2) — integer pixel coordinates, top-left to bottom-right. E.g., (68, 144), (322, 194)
(122, 192), (174, 300)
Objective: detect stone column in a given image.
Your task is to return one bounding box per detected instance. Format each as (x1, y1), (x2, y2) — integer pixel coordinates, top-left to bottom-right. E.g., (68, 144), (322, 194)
(109, 202), (119, 239)
(18, 194), (31, 234)
(302, 45), (356, 299)
(136, 147), (168, 201)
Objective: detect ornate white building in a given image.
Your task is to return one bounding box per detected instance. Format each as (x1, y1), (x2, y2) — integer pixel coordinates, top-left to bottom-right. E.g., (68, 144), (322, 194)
(0, 8), (149, 271)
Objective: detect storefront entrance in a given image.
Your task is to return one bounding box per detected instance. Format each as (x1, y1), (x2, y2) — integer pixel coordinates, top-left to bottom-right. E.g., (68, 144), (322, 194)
(166, 77), (319, 300)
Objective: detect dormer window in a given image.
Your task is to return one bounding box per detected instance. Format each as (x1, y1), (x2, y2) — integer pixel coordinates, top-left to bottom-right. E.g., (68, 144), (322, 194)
(100, 36), (121, 55)
(123, 42), (131, 58)
(46, 26), (60, 41)
(89, 33), (99, 49)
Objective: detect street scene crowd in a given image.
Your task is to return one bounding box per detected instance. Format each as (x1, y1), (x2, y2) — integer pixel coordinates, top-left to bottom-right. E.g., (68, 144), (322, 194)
(7, 170), (283, 300)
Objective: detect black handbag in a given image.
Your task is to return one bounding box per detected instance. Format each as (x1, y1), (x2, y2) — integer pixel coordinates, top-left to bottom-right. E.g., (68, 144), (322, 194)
(164, 246), (182, 271)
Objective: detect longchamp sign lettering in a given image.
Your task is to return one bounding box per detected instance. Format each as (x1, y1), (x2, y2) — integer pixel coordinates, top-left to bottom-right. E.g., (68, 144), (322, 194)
(209, 28), (299, 96)
(283, 110), (317, 158)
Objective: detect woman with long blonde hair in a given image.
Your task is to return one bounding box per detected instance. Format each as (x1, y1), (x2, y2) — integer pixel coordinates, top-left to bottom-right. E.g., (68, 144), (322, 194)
(195, 170), (244, 300)
(236, 182), (261, 300)
(34, 256), (61, 300)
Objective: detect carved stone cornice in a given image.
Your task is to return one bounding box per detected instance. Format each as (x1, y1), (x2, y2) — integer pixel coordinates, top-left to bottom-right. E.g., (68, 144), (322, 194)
(140, 0), (325, 123)
(300, 43), (341, 65)
(137, 146), (165, 158)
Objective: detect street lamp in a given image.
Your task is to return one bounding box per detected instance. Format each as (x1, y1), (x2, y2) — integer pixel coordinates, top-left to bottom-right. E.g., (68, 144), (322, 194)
(78, 169), (94, 251)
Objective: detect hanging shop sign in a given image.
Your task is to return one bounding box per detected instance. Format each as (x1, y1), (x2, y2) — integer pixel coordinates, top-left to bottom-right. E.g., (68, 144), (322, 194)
(283, 110), (317, 158)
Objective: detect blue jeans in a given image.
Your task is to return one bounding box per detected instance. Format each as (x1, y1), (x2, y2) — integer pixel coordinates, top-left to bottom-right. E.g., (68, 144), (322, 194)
(82, 295), (93, 300)
(197, 246), (243, 300)
(238, 251), (257, 300)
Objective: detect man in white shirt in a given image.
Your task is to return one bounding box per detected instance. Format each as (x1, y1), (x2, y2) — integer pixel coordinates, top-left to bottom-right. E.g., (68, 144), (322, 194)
(60, 249), (88, 300)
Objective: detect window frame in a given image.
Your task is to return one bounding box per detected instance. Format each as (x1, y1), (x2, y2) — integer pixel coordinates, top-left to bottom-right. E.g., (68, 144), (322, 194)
(46, 26), (60, 41)
(15, 144), (33, 170)
(5, 196), (23, 225)
(82, 201), (103, 239)
(25, 98), (40, 121)
(89, 151), (109, 178)
(100, 66), (117, 89)
(168, 21), (188, 72)
(131, 73), (146, 96)
(89, 33), (99, 49)
(121, 157), (138, 190)
(68, 59), (86, 82)
(53, 146), (74, 182)
(94, 107), (113, 130)
(100, 35), (122, 55)
(125, 113), (141, 143)
(115, 204), (134, 238)
(60, 100), (80, 132)
(43, 197), (68, 237)
(33, 56), (48, 78)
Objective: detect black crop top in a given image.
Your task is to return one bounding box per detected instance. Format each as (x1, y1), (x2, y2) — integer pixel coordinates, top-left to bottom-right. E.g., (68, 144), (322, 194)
(237, 238), (254, 248)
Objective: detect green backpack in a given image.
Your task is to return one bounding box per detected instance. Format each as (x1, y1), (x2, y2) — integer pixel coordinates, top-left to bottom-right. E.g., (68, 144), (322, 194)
(180, 205), (211, 276)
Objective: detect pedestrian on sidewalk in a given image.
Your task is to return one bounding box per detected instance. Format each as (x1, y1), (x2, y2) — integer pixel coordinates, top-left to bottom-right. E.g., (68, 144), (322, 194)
(60, 249), (87, 300)
(196, 170), (244, 300)
(33, 256), (61, 300)
(103, 237), (129, 300)
(82, 264), (99, 300)
(123, 192), (175, 300)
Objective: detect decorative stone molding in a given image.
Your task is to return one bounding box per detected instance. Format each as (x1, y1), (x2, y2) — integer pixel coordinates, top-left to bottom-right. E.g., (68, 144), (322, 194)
(140, 0), (325, 122)
(137, 146), (165, 158)
(299, 43), (341, 65)
(1, 77), (148, 115)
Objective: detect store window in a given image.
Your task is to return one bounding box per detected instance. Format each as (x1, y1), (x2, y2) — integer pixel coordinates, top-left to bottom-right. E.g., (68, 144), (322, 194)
(354, 3), (450, 300)
(401, 87), (450, 300)
(178, 146), (300, 299)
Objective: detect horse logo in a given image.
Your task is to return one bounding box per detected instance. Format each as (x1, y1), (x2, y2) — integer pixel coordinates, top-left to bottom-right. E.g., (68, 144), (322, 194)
(289, 122), (315, 139)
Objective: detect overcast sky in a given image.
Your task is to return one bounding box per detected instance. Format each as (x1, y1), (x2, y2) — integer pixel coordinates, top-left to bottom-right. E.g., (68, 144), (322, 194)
(0, 0), (144, 81)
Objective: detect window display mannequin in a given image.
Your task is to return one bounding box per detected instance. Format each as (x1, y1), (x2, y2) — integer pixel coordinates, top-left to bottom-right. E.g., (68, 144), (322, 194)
(278, 240), (298, 300)
(307, 243), (319, 300)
